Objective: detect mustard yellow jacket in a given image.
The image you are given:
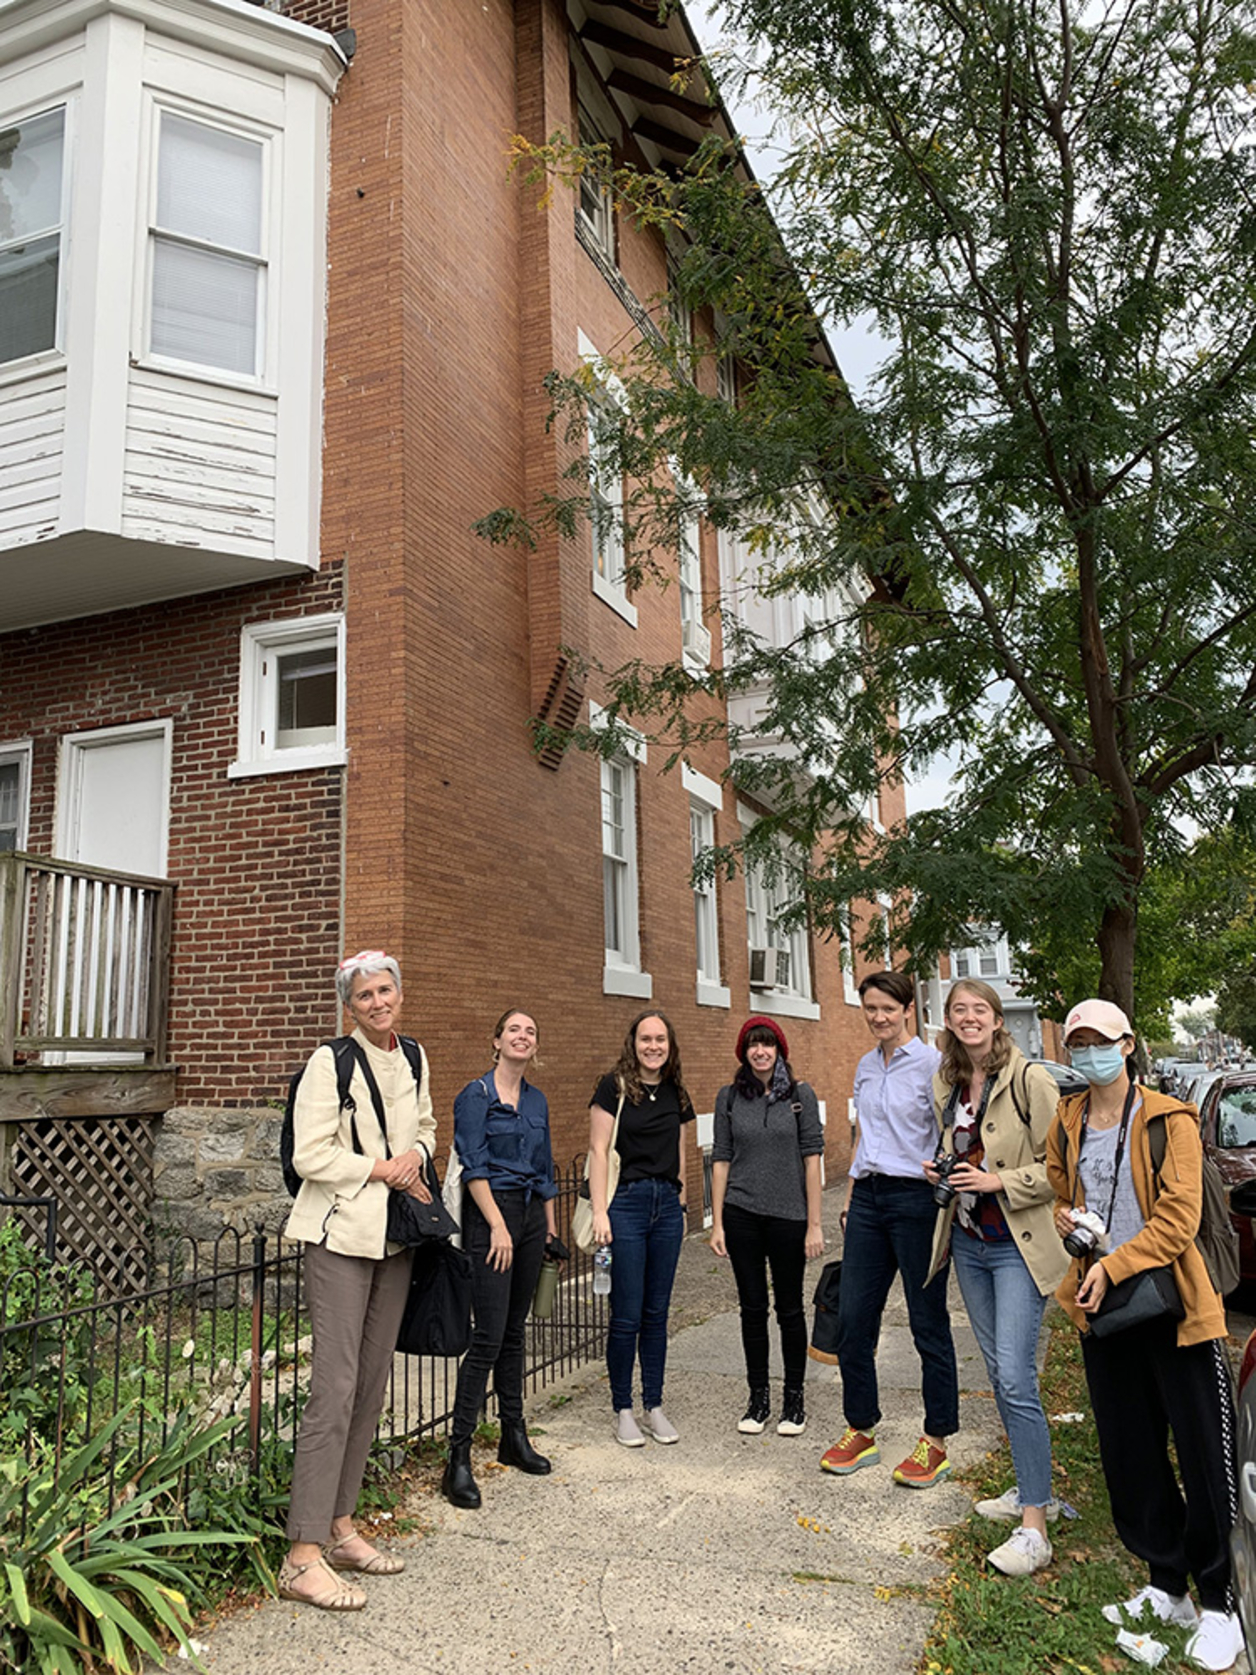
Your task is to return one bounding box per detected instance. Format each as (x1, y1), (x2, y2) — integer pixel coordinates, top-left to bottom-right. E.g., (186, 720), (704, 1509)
(1045, 1085), (1224, 1346)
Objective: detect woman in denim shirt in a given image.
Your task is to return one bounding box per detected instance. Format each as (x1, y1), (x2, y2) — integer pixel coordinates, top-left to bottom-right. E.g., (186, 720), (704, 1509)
(442, 1009), (559, 1509)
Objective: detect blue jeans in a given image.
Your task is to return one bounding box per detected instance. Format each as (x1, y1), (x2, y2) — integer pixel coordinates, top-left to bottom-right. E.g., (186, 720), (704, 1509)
(607, 1177), (685, 1411)
(950, 1232), (1052, 1506)
(836, 1175), (958, 1437)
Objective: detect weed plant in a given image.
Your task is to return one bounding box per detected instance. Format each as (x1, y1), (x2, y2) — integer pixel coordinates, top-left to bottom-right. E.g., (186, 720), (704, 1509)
(922, 1311), (1203, 1675)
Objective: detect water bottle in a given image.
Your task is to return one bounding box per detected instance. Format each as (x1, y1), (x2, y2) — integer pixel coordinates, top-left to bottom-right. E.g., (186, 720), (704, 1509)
(532, 1254), (561, 1320)
(593, 1244), (612, 1296)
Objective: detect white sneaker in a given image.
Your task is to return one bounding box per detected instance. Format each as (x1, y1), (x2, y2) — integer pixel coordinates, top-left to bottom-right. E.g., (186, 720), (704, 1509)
(987, 1527), (1053, 1577)
(643, 1407), (679, 1444)
(1185, 1609), (1244, 1671)
(615, 1408), (646, 1448)
(974, 1486), (1062, 1522)
(1101, 1585), (1198, 1629)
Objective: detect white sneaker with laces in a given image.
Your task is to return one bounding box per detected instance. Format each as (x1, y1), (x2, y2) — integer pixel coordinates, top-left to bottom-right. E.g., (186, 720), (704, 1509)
(615, 1408), (646, 1448)
(987, 1527), (1053, 1577)
(974, 1486), (1061, 1522)
(643, 1407), (679, 1444)
(1100, 1584), (1198, 1629)
(1185, 1609), (1244, 1672)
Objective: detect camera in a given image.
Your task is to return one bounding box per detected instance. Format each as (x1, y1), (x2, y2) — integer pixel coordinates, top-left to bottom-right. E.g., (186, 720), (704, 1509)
(931, 1147), (960, 1208)
(1063, 1208), (1107, 1259)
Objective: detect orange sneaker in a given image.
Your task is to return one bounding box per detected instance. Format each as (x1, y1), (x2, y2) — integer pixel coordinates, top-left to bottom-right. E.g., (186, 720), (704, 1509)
(892, 1436), (951, 1488)
(820, 1426), (879, 1475)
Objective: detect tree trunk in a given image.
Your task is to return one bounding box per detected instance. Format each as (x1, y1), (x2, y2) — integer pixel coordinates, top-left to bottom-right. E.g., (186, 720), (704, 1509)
(1096, 897), (1137, 1021)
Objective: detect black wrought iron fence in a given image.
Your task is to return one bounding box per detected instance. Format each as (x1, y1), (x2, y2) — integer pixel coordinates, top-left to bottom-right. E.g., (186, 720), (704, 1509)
(0, 1158), (606, 1526)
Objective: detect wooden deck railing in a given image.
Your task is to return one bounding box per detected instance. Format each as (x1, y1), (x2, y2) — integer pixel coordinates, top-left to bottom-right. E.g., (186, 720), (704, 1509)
(0, 852), (174, 1067)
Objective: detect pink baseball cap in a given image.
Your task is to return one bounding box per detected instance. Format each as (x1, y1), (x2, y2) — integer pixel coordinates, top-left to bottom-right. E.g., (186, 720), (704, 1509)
(1063, 999), (1133, 1042)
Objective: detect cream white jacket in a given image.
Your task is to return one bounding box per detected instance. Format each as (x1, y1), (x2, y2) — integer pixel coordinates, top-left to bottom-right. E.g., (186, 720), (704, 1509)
(283, 1028), (436, 1259)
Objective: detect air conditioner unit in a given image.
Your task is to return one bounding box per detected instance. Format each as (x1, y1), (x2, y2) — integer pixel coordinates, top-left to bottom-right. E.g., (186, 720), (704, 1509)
(682, 619), (712, 663)
(749, 946), (791, 991)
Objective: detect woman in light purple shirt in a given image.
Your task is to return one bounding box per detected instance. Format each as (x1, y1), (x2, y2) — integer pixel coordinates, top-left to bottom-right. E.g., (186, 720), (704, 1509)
(819, 970), (956, 1490)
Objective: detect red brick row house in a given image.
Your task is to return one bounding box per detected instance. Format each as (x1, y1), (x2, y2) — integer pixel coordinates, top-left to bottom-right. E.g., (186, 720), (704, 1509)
(0, 0), (898, 1269)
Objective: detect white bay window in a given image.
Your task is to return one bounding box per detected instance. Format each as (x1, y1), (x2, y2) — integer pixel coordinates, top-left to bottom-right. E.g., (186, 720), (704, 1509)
(0, 105), (66, 366)
(150, 112), (265, 378)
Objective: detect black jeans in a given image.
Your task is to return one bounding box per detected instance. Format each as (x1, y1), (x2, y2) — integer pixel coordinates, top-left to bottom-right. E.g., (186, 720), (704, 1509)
(1082, 1316), (1237, 1611)
(723, 1201), (809, 1390)
(836, 1174), (958, 1437)
(451, 1189), (548, 1444)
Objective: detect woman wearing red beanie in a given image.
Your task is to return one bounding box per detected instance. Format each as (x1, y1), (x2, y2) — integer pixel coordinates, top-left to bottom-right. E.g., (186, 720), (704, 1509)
(710, 1016), (825, 1435)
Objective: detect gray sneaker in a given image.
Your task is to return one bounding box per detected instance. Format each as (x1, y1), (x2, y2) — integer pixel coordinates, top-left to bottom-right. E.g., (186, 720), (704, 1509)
(974, 1486), (1061, 1522)
(643, 1407), (679, 1444)
(615, 1409), (646, 1448)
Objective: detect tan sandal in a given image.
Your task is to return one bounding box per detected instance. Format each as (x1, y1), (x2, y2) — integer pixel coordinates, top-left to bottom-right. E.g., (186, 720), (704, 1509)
(277, 1554), (367, 1610)
(325, 1533), (406, 1576)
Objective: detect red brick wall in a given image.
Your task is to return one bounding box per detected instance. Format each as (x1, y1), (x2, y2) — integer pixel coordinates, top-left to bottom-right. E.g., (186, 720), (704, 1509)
(0, 572), (345, 1102)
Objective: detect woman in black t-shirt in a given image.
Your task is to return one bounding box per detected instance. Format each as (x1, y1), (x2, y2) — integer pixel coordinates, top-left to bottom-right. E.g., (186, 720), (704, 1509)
(588, 1011), (694, 1448)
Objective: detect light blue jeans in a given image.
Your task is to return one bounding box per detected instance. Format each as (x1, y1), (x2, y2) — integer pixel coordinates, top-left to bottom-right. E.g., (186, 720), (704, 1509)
(950, 1232), (1053, 1507)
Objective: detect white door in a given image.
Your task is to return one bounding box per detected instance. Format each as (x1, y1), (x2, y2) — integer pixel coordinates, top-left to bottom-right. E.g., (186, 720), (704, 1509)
(49, 723), (172, 1060)
(57, 722), (171, 875)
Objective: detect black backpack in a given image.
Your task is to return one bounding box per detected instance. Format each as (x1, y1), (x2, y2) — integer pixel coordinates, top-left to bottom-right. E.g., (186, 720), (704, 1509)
(281, 1034), (425, 1197)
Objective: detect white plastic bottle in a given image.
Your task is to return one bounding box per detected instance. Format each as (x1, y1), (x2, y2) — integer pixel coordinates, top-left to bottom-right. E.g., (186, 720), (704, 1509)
(593, 1244), (612, 1296)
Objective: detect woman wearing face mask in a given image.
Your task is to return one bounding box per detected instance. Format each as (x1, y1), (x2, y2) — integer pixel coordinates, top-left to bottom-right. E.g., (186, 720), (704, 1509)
(1046, 1000), (1240, 1673)
(924, 979), (1069, 1577)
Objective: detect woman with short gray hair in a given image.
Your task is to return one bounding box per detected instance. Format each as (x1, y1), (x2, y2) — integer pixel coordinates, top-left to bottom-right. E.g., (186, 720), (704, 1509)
(279, 950), (436, 1610)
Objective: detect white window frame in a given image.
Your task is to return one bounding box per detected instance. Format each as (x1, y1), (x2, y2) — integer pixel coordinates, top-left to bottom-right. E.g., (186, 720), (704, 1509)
(841, 904), (862, 1007)
(579, 330), (636, 626)
(666, 241), (692, 349)
(0, 100), (70, 374)
(684, 762), (729, 1008)
(593, 704), (651, 998)
(0, 740), (33, 852)
(673, 465), (708, 669)
(739, 805), (819, 1021)
(952, 926), (1009, 982)
(575, 94), (615, 260)
(716, 347), (737, 406)
(143, 100), (271, 387)
(228, 613), (347, 778)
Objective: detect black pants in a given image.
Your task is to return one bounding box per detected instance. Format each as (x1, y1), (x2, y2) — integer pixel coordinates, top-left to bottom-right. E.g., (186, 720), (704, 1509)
(451, 1190), (547, 1444)
(1081, 1316), (1237, 1611)
(723, 1202), (809, 1390)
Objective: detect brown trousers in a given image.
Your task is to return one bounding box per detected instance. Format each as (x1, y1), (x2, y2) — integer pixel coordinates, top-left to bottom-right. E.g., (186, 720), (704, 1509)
(285, 1242), (412, 1542)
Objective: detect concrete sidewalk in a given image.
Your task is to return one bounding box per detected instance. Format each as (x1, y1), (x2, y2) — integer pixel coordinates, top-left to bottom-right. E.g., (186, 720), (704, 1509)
(200, 1201), (1004, 1675)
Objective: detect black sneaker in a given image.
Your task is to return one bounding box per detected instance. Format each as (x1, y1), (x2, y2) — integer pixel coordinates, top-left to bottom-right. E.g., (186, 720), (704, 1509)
(738, 1388), (771, 1434)
(777, 1389), (806, 1436)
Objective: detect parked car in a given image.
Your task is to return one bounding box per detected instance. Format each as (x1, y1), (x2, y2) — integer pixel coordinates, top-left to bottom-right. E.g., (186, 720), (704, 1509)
(1231, 1326), (1256, 1665)
(1198, 1070), (1256, 1287)
(1024, 1056), (1089, 1098)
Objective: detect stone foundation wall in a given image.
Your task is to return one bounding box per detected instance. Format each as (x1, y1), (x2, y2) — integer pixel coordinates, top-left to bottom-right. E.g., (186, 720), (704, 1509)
(152, 1105), (291, 1250)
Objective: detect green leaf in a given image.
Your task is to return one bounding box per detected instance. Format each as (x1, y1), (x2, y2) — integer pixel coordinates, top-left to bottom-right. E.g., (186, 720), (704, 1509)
(5, 1560), (31, 1626)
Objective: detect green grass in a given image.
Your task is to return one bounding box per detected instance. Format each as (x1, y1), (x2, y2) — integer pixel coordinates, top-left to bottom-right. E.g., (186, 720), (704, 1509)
(920, 1312), (1204, 1675)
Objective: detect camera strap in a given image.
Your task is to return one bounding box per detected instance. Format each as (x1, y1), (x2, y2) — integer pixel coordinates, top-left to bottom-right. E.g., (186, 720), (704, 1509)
(942, 1072), (994, 1153)
(1073, 1079), (1139, 1226)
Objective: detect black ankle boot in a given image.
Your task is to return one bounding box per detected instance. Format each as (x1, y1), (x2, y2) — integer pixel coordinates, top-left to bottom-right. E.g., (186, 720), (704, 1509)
(441, 1440), (482, 1508)
(497, 1421), (551, 1475)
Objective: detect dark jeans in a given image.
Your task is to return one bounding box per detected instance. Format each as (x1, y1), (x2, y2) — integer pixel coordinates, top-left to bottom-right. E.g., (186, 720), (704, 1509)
(723, 1201), (808, 1390)
(606, 1176), (685, 1411)
(836, 1174), (958, 1438)
(451, 1189), (548, 1444)
(1082, 1317), (1237, 1611)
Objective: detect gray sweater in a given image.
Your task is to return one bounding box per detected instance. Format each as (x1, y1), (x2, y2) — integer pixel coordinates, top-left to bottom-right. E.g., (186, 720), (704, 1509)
(712, 1081), (824, 1221)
